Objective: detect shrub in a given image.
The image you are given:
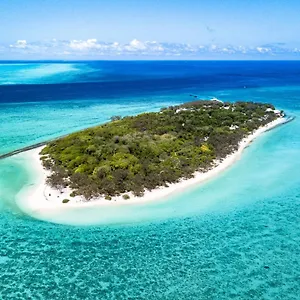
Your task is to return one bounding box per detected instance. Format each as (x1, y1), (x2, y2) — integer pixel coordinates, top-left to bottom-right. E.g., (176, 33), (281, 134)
(122, 194), (130, 200)
(132, 189), (144, 197)
(41, 101), (280, 200)
(62, 199), (70, 203)
(42, 159), (53, 170)
(110, 115), (122, 121)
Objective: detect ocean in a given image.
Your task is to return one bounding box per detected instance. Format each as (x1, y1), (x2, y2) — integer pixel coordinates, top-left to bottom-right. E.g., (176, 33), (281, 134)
(0, 61), (299, 299)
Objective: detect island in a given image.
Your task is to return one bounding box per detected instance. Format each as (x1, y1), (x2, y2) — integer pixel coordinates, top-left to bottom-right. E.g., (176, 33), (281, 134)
(34, 100), (286, 205)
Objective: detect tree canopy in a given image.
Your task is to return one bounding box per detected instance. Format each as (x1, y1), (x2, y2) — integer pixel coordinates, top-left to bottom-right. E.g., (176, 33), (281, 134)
(40, 100), (281, 200)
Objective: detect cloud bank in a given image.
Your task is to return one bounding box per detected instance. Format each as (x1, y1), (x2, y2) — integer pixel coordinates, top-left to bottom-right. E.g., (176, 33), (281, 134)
(3, 39), (300, 59)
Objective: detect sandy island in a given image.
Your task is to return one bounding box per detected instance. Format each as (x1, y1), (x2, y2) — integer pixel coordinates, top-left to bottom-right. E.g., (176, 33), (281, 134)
(16, 116), (288, 215)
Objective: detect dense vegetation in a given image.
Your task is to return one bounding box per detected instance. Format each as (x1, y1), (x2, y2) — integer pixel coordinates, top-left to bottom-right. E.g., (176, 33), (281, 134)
(40, 100), (282, 200)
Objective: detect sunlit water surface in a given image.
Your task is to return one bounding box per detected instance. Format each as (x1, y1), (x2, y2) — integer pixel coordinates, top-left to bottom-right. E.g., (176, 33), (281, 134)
(0, 61), (299, 299)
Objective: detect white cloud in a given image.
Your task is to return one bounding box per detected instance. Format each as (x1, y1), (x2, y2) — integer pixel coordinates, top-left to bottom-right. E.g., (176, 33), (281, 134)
(128, 39), (147, 50)
(2, 39), (300, 58)
(210, 44), (217, 51)
(256, 47), (271, 53)
(69, 39), (99, 50)
(10, 40), (27, 49)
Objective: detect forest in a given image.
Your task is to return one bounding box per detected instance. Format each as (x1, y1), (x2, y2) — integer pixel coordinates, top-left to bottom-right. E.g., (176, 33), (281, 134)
(40, 100), (282, 200)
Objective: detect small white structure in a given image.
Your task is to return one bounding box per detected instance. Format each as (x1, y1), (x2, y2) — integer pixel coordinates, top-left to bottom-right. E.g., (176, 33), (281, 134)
(229, 125), (239, 130)
(175, 108), (188, 114)
(266, 108), (282, 116)
(274, 109), (281, 115)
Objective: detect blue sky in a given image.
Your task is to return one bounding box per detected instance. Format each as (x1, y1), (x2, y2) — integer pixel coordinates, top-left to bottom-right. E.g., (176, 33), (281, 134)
(1, 0), (300, 59)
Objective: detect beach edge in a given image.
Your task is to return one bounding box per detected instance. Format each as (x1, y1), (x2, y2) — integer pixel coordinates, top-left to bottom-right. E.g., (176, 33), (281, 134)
(15, 116), (289, 217)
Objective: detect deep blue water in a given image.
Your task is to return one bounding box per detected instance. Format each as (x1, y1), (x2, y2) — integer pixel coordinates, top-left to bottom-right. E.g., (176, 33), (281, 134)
(1, 61), (300, 104)
(0, 61), (299, 299)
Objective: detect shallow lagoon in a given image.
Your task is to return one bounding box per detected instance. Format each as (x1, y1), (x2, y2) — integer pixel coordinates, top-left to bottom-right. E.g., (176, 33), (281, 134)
(0, 61), (299, 299)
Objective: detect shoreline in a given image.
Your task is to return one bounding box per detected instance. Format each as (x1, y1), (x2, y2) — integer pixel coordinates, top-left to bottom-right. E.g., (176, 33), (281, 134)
(15, 116), (288, 216)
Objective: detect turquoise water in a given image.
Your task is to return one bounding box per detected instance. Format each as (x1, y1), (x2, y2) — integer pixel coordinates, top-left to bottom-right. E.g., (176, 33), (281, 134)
(0, 63), (90, 85)
(0, 62), (299, 299)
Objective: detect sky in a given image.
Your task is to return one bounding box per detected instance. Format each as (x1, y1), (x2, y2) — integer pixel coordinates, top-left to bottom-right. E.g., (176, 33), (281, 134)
(1, 0), (300, 59)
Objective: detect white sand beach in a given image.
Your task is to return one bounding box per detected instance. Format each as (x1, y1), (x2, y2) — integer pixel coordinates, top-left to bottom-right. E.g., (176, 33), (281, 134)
(16, 116), (287, 216)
